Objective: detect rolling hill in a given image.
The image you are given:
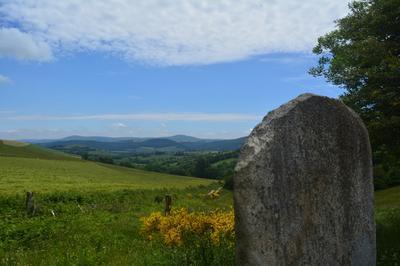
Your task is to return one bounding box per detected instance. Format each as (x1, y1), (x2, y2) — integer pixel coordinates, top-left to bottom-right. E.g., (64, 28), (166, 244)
(1, 139), (399, 265)
(0, 140), (215, 194)
(22, 134), (216, 144)
(0, 140), (79, 161)
(35, 135), (247, 155)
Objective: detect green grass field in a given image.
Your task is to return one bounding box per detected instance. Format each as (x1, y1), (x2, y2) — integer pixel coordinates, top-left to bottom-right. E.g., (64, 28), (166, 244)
(375, 186), (400, 209)
(0, 141), (398, 265)
(0, 157), (214, 194)
(0, 140), (80, 161)
(0, 141), (214, 195)
(0, 141), (229, 265)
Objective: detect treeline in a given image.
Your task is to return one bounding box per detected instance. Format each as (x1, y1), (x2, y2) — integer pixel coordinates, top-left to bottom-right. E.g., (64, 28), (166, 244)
(79, 150), (238, 189)
(311, 0), (400, 189)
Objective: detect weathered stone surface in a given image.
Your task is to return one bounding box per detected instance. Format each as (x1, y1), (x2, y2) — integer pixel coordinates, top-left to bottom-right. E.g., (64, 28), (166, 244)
(234, 94), (375, 266)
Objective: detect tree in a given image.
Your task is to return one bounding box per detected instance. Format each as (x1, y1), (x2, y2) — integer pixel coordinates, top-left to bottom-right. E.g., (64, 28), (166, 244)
(80, 152), (89, 160)
(194, 157), (210, 178)
(310, 0), (400, 189)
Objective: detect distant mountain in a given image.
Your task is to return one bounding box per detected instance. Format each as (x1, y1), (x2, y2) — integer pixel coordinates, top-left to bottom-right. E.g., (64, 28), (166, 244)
(41, 138), (187, 154)
(21, 138), (61, 144)
(38, 135), (247, 154)
(138, 138), (184, 147)
(24, 135), (214, 144)
(160, 135), (215, 143)
(60, 135), (147, 142)
(22, 136), (146, 144)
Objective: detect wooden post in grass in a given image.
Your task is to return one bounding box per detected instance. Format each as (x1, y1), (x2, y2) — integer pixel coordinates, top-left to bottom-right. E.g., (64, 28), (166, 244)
(25, 191), (36, 216)
(164, 195), (172, 216)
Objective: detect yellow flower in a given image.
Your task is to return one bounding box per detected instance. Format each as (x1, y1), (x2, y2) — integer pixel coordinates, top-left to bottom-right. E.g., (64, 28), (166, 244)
(140, 208), (235, 246)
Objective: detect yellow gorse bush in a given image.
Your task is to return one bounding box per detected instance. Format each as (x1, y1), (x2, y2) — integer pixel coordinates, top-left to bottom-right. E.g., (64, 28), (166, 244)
(141, 208), (234, 246)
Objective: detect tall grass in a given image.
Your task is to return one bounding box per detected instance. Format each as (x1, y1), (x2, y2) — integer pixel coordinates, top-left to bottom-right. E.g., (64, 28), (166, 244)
(0, 185), (233, 265)
(376, 209), (400, 264)
(2, 185), (400, 265)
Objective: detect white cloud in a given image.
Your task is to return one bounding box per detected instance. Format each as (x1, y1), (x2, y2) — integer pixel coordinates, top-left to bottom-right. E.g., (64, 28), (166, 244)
(0, 0), (350, 65)
(0, 28), (53, 61)
(0, 74), (12, 85)
(112, 122), (128, 128)
(2, 112), (261, 122)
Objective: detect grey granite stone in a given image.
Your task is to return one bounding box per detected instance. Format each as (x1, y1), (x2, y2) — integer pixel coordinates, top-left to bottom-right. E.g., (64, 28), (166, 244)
(234, 94), (375, 266)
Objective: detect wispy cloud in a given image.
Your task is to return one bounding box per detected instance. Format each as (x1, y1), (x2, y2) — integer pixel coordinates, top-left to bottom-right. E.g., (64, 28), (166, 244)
(0, 0), (350, 65)
(0, 74), (12, 85)
(259, 54), (316, 65)
(2, 112), (261, 122)
(111, 122), (128, 128)
(0, 28), (53, 62)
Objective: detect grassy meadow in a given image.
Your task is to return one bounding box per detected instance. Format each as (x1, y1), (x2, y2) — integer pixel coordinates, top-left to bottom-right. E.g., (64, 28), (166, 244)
(0, 141), (399, 265)
(0, 141), (214, 194)
(0, 157), (214, 194)
(375, 186), (400, 265)
(0, 186), (233, 265)
(0, 142), (231, 265)
(0, 140), (80, 161)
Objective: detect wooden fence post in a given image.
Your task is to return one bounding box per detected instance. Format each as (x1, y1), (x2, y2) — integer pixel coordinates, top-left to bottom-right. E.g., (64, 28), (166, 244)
(26, 191), (36, 216)
(164, 195), (172, 216)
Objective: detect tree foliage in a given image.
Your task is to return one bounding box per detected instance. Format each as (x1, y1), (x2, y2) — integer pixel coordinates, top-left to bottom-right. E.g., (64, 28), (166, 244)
(311, 0), (400, 189)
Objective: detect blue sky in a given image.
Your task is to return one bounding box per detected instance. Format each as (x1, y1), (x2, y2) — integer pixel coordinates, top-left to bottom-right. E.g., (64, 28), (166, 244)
(0, 1), (349, 139)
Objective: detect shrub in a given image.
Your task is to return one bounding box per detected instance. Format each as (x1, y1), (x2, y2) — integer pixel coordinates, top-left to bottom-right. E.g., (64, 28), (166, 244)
(141, 208), (235, 265)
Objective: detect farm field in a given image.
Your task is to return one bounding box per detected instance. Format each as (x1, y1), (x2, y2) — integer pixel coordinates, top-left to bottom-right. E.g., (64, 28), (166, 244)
(0, 141), (398, 265)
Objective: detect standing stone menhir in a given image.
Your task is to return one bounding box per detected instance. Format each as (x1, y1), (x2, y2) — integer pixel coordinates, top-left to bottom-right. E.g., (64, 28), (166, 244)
(234, 94), (375, 265)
